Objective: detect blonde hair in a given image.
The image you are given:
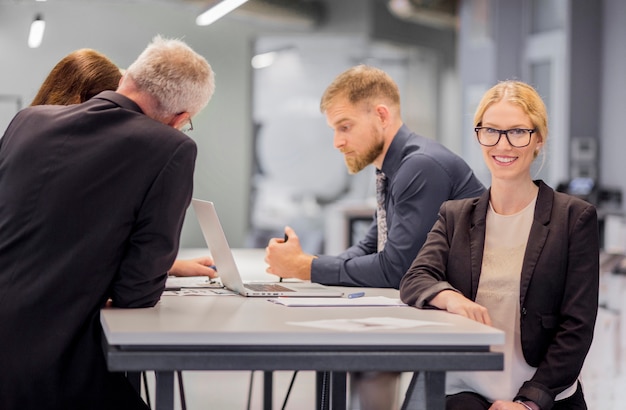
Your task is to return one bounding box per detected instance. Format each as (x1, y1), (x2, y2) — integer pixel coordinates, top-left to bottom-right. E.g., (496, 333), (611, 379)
(320, 65), (400, 113)
(474, 80), (548, 145)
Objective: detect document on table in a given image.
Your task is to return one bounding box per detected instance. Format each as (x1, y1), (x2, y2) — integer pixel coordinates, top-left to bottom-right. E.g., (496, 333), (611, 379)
(269, 296), (407, 307)
(162, 288), (237, 296)
(165, 276), (222, 289)
(288, 316), (452, 332)
(163, 276), (235, 296)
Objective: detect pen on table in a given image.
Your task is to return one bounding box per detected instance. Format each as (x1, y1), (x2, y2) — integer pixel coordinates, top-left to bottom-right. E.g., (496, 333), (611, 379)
(279, 233), (288, 282)
(348, 291), (365, 299)
(207, 265), (219, 285)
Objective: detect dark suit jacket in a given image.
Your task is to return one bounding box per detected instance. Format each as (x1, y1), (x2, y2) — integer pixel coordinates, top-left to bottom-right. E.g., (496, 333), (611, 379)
(399, 180), (599, 410)
(0, 91), (197, 409)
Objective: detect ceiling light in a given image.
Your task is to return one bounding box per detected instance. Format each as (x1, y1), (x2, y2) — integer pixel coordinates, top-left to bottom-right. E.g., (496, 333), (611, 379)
(28, 14), (45, 49)
(251, 51), (277, 69)
(251, 46), (296, 69)
(196, 0), (250, 26)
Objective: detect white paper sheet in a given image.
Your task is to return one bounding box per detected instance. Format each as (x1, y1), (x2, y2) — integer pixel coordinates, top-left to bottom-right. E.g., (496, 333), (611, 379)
(162, 288), (237, 296)
(287, 316), (452, 332)
(269, 296), (407, 307)
(165, 276), (222, 289)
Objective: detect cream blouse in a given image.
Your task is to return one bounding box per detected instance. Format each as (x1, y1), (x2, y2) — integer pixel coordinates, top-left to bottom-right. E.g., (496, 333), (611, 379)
(447, 196), (538, 400)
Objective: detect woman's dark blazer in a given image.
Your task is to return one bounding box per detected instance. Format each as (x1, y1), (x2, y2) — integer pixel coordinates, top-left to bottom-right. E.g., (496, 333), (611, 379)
(399, 180), (599, 410)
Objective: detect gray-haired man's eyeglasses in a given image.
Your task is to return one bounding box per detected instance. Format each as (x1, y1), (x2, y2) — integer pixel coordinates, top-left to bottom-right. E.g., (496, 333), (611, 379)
(181, 118), (193, 133)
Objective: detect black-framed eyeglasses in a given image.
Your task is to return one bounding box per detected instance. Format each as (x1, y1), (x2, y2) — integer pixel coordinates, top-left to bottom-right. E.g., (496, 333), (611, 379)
(180, 118), (193, 133)
(474, 127), (536, 148)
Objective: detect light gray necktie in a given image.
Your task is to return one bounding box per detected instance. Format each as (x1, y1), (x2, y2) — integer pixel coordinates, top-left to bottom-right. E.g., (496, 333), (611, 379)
(376, 170), (388, 252)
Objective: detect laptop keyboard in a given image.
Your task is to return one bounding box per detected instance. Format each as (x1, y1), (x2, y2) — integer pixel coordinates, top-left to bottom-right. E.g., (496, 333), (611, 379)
(244, 283), (295, 292)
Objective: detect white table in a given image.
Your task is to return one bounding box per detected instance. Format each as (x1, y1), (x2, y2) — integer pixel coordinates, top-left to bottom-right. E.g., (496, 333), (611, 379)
(101, 249), (504, 409)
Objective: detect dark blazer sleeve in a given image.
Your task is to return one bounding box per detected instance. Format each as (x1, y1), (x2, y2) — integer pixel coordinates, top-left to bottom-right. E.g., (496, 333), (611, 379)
(110, 138), (197, 308)
(399, 197), (482, 306)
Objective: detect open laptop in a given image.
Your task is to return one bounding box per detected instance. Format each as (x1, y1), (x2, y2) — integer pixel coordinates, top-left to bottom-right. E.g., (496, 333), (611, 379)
(191, 199), (344, 297)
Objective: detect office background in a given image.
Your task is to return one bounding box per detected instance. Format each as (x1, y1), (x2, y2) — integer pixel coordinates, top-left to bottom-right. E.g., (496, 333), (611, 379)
(2, 1), (626, 407)
(0, 0), (623, 251)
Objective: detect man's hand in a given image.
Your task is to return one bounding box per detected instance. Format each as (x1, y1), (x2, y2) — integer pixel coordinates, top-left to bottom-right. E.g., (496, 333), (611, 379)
(169, 257), (218, 278)
(430, 290), (492, 326)
(265, 226), (315, 281)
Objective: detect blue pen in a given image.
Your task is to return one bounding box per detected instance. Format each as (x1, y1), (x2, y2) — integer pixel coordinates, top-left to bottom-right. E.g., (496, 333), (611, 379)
(348, 291), (365, 299)
(208, 265), (217, 271)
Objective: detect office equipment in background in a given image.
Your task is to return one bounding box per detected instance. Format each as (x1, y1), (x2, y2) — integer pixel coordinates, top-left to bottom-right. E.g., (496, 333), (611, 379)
(323, 200), (376, 255)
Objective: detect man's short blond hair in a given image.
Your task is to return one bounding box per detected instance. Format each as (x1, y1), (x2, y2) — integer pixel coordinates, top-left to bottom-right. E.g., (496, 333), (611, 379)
(320, 65), (400, 113)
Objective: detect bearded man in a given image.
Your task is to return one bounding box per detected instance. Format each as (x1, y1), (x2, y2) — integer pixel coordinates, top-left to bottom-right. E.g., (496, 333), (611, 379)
(265, 65), (484, 289)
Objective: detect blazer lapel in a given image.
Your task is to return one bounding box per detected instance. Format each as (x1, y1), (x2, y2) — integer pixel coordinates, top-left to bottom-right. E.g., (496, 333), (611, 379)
(519, 181), (552, 306)
(469, 189), (490, 301)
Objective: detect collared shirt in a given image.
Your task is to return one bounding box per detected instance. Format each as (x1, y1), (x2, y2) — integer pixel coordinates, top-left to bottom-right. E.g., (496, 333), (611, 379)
(311, 124), (485, 288)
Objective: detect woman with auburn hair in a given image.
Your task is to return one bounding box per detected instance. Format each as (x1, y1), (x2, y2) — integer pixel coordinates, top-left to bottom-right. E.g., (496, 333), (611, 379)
(400, 80), (598, 410)
(30, 48), (216, 278)
(31, 48), (122, 106)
